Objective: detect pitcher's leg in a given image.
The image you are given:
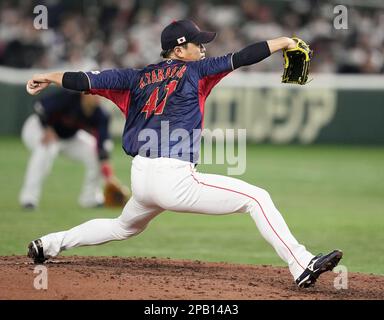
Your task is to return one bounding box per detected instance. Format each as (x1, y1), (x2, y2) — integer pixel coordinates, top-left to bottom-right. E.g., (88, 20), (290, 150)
(162, 166), (314, 280)
(40, 197), (163, 258)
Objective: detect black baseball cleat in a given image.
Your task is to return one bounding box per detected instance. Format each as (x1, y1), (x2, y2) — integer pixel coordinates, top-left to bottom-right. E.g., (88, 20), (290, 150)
(27, 239), (47, 264)
(296, 249), (343, 288)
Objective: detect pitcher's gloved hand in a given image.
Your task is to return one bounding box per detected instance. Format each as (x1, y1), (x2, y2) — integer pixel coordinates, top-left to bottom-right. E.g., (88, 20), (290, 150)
(282, 37), (313, 85)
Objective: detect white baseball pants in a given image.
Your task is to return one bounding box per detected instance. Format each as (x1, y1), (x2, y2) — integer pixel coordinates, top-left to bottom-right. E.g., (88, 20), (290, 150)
(19, 114), (104, 208)
(40, 155), (314, 280)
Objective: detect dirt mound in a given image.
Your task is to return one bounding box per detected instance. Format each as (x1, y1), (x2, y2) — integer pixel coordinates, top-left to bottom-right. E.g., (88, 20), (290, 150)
(0, 256), (382, 300)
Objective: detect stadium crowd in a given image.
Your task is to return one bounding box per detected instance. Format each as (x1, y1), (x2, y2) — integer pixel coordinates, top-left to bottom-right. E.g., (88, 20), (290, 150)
(0, 0), (383, 73)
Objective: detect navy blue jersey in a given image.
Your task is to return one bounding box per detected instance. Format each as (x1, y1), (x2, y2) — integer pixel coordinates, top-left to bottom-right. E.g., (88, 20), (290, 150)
(34, 91), (111, 160)
(85, 55), (234, 163)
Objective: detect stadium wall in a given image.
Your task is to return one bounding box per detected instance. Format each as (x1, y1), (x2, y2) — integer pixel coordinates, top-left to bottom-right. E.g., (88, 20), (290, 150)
(0, 66), (383, 144)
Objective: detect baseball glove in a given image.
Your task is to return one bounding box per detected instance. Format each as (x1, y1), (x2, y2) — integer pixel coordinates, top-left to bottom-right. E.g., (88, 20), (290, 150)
(104, 179), (131, 208)
(282, 37), (313, 85)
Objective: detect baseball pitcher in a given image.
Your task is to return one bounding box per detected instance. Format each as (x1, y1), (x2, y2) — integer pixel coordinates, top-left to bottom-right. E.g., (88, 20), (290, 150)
(26, 20), (342, 288)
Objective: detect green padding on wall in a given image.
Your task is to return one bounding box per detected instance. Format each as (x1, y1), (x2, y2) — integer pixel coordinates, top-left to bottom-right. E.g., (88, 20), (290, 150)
(317, 91), (384, 144)
(0, 83), (383, 145)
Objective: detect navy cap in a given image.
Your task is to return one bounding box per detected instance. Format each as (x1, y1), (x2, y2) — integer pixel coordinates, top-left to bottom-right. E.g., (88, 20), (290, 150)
(161, 20), (216, 51)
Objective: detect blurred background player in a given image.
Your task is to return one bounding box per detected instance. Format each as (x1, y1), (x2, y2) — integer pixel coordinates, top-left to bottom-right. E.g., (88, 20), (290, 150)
(19, 90), (117, 209)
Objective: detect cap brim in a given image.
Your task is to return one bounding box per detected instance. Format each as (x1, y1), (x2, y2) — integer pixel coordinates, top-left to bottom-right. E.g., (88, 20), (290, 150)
(192, 31), (217, 45)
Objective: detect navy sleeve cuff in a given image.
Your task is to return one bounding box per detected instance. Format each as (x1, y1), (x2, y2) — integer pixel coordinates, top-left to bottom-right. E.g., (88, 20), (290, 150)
(62, 72), (90, 91)
(232, 41), (271, 69)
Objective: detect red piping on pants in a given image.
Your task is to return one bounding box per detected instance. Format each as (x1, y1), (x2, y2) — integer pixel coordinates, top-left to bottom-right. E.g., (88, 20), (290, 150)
(189, 165), (305, 270)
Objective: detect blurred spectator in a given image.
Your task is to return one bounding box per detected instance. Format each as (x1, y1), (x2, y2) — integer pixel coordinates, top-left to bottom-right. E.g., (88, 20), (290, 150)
(0, 0), (383, 73)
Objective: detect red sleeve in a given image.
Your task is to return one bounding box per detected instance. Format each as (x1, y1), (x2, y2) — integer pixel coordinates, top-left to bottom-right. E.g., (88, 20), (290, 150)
(198, 71), (230, 126)
(85, 68), (138, 116)
(88, 89), (131, 117)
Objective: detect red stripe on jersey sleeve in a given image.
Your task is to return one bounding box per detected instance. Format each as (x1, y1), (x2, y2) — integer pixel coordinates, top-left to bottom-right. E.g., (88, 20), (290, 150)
(89, 89), (131, 117)
(198, 71), (230, 127)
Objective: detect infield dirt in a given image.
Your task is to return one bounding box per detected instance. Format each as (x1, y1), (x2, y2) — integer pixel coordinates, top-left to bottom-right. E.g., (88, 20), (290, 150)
(0, 256), (383, 300)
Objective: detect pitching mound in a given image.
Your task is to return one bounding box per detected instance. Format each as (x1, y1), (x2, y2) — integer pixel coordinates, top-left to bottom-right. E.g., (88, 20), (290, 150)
(0, 256), (383, 300)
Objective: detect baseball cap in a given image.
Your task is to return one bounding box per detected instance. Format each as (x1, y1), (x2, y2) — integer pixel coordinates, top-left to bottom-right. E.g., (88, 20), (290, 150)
(161, 20), (216, 51)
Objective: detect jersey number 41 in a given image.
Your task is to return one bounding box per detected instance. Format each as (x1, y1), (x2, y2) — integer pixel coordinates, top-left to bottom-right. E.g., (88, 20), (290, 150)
(141, 80), (178, 119)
